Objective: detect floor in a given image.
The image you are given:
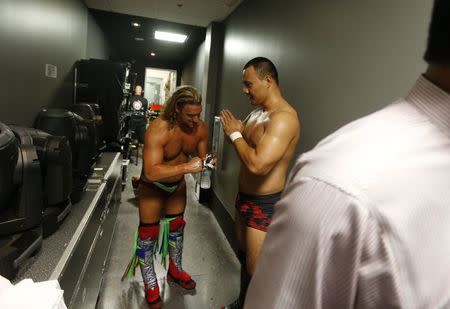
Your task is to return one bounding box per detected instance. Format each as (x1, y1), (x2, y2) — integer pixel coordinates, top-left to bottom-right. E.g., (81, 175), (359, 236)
(97, 159), (240, 309)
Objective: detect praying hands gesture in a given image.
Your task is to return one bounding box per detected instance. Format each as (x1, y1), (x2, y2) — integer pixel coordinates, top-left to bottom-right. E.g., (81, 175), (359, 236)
(220, 109), (244, 137)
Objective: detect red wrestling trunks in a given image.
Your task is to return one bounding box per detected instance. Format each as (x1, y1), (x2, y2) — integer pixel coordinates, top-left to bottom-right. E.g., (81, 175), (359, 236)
(235, 191), (282, 232)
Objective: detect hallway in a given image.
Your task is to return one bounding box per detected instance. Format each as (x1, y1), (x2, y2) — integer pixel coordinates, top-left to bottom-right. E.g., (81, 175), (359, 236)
(97, 161), (240, 309)
(0, 1), (443, 308)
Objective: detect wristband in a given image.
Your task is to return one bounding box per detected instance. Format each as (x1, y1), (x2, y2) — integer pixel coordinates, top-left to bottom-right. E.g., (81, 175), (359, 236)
(229, 131), (243, 143)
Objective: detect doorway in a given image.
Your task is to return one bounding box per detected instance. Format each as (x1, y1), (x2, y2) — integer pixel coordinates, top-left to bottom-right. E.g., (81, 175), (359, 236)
(144, 68), (177, 105)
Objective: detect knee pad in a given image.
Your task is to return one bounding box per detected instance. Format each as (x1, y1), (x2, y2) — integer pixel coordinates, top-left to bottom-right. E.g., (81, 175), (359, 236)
(138, 222), (160, 239)
(169, 216), (185, 232)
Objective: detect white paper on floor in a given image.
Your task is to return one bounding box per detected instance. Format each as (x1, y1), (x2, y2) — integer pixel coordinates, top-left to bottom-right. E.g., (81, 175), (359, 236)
(0, 275), (67, 309)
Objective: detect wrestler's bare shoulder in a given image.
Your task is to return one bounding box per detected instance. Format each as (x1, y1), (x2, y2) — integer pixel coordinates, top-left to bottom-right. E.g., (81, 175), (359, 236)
(196, 120), (208, 137)
(149, 117), (169, 129)
(270, 105), (299, 126)
(146, 118), (172, 140)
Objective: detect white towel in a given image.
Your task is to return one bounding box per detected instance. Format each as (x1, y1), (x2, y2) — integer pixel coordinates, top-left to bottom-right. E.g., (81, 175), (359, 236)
(0, 276), (67, 309)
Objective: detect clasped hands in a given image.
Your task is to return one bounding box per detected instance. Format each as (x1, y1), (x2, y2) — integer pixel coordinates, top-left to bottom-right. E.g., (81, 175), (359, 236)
(220, 109), (243, 137)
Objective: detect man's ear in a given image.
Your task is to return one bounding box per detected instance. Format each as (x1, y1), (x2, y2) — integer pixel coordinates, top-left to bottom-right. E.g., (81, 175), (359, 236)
(264, 74), (273, 88)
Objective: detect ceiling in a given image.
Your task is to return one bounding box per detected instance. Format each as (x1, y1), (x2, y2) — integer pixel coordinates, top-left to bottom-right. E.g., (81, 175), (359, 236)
(84, 0), (243, 27)
(90, 9), (208, 67)
(86, 1), (243, 68)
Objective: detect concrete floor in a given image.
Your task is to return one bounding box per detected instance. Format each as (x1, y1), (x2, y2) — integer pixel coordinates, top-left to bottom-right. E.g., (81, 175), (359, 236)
(97, 160), (240, 309)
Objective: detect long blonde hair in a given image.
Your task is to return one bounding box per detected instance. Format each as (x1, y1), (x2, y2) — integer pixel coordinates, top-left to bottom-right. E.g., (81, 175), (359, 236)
(161, 86), (202, 126)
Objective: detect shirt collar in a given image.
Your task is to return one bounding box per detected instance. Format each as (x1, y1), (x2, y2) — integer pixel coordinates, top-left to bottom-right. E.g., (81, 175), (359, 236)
(406, 75), (450, 137)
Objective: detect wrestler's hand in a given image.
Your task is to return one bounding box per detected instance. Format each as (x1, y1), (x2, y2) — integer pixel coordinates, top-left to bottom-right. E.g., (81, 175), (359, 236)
(220, 109), (243, 137)
(186, 157), (203, 173)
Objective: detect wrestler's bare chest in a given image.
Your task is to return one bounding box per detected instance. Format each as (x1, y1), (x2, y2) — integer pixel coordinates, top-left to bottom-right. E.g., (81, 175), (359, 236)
(163, 129), (200, 161)
(243, 109), (269, 147)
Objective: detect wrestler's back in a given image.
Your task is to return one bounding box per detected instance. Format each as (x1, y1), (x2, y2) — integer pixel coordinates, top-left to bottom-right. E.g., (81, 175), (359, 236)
(239, 108), (299, 195)
(143, 117), (204, 183)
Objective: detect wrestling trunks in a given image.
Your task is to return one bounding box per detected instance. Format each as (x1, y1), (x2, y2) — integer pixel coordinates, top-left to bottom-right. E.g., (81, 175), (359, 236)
(140, 180), (182, 194)
(235, 191), (282, 232)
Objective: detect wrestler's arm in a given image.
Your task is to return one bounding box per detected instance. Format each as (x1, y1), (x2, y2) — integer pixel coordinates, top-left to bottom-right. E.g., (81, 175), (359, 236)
(234, 112), (298, 175)
(142, 122), (202, 181)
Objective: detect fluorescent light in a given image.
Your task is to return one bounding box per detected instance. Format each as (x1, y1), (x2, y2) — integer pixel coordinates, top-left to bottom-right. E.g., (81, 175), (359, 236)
(150, 52), (156, 56)
(131, 22), (141, 27)
(135, 37), (144, 41)
(155, 31), (187, 43)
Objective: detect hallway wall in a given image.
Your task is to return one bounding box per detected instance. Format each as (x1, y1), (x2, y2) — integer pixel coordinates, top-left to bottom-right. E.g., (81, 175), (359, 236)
(181, 41), (206, 91)
(182, 22), (223, 128)
(0, 0), (111, 127)
(209, 0), (434, 216)
(86, 12), (111, 60)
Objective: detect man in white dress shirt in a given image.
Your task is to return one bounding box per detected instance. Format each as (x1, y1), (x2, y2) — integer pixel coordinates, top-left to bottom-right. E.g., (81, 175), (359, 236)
(245, 1), (450, 308)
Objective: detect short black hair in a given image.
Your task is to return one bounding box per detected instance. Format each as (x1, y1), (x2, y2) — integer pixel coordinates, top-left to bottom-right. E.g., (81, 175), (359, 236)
(243, 57), (279, 85)
(423, 0), (450, 64)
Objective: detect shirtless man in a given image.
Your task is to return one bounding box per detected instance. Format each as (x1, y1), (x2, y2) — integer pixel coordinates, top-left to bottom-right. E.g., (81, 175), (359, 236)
(220, 57), (300, 309)
(123, 86), (210, 308)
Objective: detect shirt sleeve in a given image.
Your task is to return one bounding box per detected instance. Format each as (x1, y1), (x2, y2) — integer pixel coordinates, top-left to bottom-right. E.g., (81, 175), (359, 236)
(143, 98), (149, 109)
(244, 173), (370, 309)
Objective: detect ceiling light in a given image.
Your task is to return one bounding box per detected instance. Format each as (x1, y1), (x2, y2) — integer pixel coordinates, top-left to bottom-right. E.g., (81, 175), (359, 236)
(150, 52), (156, 57)
(131, 22), (141, 27)
(154, 31), (187, 43)
(135, 37), (144, 41)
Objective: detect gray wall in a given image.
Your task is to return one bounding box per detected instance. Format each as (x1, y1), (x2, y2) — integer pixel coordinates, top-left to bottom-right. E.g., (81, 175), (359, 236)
(181, 41), (206, 91)
(0, 0), (110, 127)
(86, 12), (110, 60)
(211, 0), (434, 215)
(182, 22), (223, 130)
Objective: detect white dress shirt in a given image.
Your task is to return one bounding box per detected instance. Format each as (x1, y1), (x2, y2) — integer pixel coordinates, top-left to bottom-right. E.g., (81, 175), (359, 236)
(245, 76), (450, 309)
